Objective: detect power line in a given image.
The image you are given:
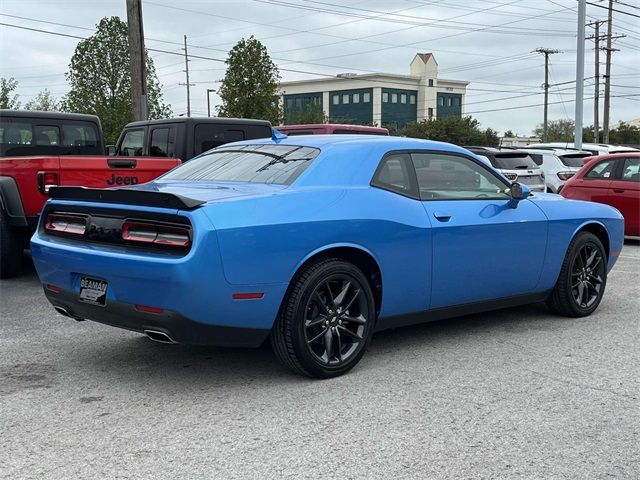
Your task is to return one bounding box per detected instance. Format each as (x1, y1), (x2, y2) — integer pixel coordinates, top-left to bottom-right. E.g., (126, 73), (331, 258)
(585, 1), (640, 18)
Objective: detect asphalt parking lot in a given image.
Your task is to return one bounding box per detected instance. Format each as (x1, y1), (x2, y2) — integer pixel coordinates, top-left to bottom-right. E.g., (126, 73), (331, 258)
(1, 242), (638, 480)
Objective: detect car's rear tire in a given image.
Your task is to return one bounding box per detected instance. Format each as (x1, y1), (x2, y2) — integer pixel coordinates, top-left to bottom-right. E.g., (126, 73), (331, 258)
(0, 209), (23, 279)
(547, 231), (607, 317)
(270, 257), (376, 378)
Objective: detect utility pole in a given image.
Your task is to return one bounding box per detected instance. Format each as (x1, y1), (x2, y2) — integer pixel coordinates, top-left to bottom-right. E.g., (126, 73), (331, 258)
(535, 47), (560, 143)
(574, 0), (586, 149)
(179, 35), (195, 117)
(587, 21), (605, 143)
(126, 0), (147, 120)
(207, 89), (215, 117)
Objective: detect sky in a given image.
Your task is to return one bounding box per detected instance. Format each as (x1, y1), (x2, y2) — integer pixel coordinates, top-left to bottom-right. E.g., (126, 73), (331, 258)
(1, 0), (638, 136)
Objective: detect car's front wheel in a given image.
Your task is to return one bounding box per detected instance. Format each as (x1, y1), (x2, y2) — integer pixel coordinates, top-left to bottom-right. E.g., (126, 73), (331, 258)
(547, 231), (607, 317)
(271, 257), (376, 378)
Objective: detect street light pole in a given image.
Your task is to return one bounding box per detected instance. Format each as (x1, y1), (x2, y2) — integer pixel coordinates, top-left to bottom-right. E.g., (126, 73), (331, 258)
(207, 89), (215, 117)
(574, 0), (586, 150)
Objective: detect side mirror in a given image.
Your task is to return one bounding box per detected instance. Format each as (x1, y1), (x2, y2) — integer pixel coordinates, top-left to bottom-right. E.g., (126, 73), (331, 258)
(106, 145), (116, 156)
(508, 182), (530, 208)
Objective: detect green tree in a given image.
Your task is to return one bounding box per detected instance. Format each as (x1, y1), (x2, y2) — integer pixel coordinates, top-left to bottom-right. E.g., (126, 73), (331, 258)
(285, 102), (327, 125)
(503, 130), (515, 137)
(61, 16), (171, 143)
(0, 77), (20, 109)
(217, 36), (282, 124)
(533, 119), (574, 142)
(24, 89), (60, 111)
(609, 121), (640, 145)
(401, 116), (499, 147)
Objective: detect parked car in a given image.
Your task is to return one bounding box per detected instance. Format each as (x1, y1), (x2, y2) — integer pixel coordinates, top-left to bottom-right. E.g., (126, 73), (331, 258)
(561, 152), (640, 236)
(113, 117), (273, 161)
(464, 146), (546, 191)
(519, 147), (592, 193)
(529, 142), (639, 156)
(276, 124), (389, 136)
(0, 110), (180, 278)
(32, 135), (624, 377)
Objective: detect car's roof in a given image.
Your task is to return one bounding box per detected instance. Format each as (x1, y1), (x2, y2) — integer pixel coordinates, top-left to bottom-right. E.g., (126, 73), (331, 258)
(228, 134), (468, 152)
(0, 109), (100, 123)
(125, 116), (272, 128)
(585, 152), (640, 160)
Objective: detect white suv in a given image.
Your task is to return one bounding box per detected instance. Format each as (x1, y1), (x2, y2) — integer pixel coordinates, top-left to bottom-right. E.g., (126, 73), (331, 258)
(529, 142), (639, 156)
(519, 148), (592, 193)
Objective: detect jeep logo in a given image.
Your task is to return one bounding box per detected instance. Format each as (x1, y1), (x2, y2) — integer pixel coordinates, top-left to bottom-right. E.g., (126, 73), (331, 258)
(107, 174), (139, 186)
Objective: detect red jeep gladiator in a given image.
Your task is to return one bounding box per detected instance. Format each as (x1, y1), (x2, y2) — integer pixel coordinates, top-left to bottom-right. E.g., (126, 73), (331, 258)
(0, 110), (180, 278)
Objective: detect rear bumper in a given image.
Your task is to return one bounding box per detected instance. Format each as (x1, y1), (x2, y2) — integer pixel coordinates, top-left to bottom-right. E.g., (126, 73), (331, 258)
(44, 286), (270, 347)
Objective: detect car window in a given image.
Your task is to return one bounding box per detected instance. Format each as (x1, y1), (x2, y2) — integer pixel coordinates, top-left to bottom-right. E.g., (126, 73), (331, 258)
(372, 153), (415, 197)
(61, 124), (98, 148)
(149, 127), (176, 157)
(491, 152), (538, 170)
(194, 124), (247, 154)
(162, 144), (320, 185)
(529, 153), (543, 166)
(34, 125), (60, 145)
(412, 153), (509, 200)
(621, 158), (640, 181)
(558, 154), (588, 167)
(120, 129), (144, 156)
(585, 159), (616, 179)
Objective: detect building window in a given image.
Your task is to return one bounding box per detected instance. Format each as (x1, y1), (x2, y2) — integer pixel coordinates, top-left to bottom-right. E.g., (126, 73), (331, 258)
(353, 93), (360, 103)
(363, 92), (371, 103)
(428, 79), (434, 87)
(428, 108), (434, 118)
(454, 97), (461, 106)
(343, 94), (350, 104)
(400, 94), (407, 104)
(410, 94), (416, 104)
(382, 92), (389, 103)
(391, 93), (398, 103)
(438, 97), (444, 107)
(447, 98), (453, 107)
(333, 95), (339, 105)
(295, 98), (302, 108)
(286, 98), (293, 109)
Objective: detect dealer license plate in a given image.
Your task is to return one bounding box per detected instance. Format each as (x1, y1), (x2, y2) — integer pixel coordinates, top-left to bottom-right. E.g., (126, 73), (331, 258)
(79, 276), (108, 306)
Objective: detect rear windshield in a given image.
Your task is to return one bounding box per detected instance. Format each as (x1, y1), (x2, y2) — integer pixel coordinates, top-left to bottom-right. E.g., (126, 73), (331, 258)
(558, 153), (589, 167)
(0, 117), (102, 156)
(490, 152), (538, 170)
(162, 144), (320, 185)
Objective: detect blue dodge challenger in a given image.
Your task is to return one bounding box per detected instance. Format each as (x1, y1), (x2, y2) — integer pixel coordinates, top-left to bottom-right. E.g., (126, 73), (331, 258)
(31, 134), (624, 378)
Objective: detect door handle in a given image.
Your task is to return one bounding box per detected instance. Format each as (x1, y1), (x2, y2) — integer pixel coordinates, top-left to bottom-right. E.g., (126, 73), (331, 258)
(433, 211), (452, 222)
(613, 189), (625, 193)
(108, 159), (137, 169)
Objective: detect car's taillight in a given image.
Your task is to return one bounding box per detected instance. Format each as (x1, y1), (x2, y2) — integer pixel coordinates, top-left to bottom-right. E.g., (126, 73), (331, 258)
(503, 173), (518, 181)
(44, 213), (87, 235)
(557, 172), (575, 181)
(37, 171), (59, 194)
(122, 221), (191, 248)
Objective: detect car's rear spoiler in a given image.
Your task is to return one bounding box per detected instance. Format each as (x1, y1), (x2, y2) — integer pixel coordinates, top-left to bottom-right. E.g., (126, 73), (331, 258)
(48, 186), (205, 210)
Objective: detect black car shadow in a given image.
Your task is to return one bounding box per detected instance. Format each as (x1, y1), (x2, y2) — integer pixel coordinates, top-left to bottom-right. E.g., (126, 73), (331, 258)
(62, 300), (575, 388)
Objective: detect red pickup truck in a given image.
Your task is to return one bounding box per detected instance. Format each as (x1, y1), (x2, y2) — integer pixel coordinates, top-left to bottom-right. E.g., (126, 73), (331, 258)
(0, 110), (180, 278)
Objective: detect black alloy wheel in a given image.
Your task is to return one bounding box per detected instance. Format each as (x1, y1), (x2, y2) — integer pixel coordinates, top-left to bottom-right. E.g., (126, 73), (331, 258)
(547, 231), (608, 317)
(570, 242), (605, 309)
(303, 275), (369, 366)
(271, 258), (376, 378)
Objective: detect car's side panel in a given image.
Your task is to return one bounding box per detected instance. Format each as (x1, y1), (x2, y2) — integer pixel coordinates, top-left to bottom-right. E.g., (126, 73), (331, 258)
(422, 198), (548, 308)
(207, 187), (433, 318)
(528, 194), (624, 288)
